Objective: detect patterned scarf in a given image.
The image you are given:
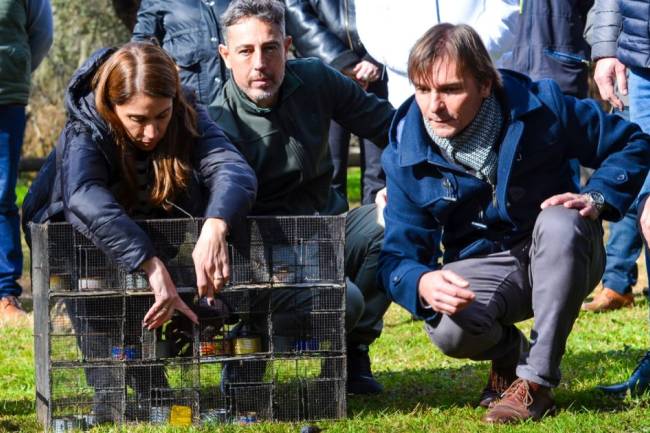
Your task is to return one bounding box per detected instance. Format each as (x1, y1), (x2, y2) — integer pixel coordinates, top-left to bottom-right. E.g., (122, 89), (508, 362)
(423, 93), (503, 185)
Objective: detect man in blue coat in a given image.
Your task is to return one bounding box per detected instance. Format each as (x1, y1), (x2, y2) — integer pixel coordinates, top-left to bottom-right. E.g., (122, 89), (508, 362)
(378, 23), (650, 423)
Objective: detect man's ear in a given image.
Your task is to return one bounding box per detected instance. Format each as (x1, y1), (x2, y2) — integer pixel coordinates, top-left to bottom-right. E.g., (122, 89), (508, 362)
(479, 79), (492, 98)
(218, 44), (231, 69)
(284, 35), (292, 55)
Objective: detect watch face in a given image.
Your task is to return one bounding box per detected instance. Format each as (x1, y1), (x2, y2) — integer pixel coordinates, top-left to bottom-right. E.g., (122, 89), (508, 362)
(588, 192), (605, 210)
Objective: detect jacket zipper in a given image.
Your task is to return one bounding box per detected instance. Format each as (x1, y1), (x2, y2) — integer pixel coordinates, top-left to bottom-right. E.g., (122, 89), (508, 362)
(343, 0), (354, 49)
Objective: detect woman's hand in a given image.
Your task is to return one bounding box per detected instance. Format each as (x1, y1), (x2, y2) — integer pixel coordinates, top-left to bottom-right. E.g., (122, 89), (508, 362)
(142, 256), (198, 330)
(193, 217), (230, 303)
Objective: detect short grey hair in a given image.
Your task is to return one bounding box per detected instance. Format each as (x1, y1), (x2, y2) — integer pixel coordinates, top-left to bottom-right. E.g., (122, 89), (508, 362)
(221, 0), (286, 42)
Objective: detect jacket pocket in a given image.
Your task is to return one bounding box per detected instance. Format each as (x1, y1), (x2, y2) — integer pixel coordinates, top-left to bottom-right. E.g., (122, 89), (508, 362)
(172, 48), (203, 69)
(165, 28), (211, 68)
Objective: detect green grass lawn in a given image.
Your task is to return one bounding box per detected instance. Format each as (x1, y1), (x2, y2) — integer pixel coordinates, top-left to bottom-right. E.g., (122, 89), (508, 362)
(347, 167), (362, 208)
(2, 299), (650, 432)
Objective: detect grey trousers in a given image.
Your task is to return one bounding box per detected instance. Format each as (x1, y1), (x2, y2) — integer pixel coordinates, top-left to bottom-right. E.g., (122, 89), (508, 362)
(425, 206), (605, 387)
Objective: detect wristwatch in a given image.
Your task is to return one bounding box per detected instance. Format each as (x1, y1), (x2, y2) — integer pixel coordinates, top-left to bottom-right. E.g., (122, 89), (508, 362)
(585, 191), (605, 213)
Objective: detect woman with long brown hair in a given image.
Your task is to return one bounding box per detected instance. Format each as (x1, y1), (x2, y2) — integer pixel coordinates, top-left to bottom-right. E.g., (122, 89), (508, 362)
(23, 41), (257, 423)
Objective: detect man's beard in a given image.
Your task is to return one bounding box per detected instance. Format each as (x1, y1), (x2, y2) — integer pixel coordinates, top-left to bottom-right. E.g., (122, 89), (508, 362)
(246, 70), (284, 105)
(250, 89), (277, 103)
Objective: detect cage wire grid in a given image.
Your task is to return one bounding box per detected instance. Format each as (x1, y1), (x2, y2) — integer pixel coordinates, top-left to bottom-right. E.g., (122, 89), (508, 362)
(31, 216), (346, 431)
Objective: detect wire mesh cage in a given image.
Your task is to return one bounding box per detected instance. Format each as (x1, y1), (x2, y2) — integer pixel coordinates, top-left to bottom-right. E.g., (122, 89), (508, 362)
(31, 216), (346, 431)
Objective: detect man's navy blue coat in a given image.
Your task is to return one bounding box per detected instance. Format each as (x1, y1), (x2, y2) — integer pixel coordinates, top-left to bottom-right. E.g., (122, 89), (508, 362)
(378, 70), (650, 322)
(22, 47), (257, 272)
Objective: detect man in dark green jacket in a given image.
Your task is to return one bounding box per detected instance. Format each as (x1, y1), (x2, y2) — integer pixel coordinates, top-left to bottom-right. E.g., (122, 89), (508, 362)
(209, 0), (394, 394)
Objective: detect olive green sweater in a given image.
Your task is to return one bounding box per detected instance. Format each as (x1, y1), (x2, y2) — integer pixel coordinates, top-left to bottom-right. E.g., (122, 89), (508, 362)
(209, 58), (394, 216)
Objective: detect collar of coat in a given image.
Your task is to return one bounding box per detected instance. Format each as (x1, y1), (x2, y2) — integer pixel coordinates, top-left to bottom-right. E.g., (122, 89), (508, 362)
(393, 70), (544, 168)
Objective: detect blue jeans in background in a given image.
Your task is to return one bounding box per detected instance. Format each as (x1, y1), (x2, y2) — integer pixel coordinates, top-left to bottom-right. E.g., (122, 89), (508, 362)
(602, 67), (650, 295)
(0, 105), (26, 299)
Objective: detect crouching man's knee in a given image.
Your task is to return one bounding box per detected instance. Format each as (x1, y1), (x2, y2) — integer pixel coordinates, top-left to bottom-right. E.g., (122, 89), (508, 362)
(534, 206), (598, 247)
(425, 317), (476, 359)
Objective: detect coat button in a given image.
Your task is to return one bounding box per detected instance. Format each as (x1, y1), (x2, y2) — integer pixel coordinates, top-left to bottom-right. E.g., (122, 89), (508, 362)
(210, 36), (218, 43)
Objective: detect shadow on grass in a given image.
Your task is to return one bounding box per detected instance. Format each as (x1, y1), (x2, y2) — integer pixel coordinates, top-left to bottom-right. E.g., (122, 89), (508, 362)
(0, 398), (34, 416)
(349, 348), (647, 417)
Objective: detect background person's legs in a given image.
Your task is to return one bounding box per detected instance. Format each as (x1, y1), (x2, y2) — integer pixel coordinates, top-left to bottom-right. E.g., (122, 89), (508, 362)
(591, 101), (647, 313)
(360, 137), (384, 206)
(0, 105), (27, 320)
(329, 121), (351, 202)
(629, 68), (650, 283)
(359, 77), (389, 205)
(590, 204), (640, 309)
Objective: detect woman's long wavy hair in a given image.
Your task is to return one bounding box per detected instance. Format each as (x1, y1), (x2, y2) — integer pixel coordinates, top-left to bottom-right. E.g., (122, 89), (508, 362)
(93, 42), (198, 212)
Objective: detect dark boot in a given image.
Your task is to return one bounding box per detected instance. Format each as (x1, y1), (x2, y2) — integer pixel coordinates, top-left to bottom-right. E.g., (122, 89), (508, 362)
(482, 378), (556, 423)
(597, 351), (650, 397)
(478, 362), (518, 408)
(347, 345), (383, 395)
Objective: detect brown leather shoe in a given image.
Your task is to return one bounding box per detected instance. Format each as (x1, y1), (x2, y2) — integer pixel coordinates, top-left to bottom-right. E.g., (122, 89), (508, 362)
(581, 287), (634, 312)
(478, 363), (518, 408)
(0, 295), (27, 324)
(482, 378), (556, 424)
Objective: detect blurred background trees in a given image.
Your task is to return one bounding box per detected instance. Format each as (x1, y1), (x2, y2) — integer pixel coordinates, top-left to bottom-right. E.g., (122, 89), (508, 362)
(24, 0), (134, 158)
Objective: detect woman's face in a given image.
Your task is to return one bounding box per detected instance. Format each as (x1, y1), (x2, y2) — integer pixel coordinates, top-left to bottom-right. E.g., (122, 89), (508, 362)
(113, 93), (173, 151)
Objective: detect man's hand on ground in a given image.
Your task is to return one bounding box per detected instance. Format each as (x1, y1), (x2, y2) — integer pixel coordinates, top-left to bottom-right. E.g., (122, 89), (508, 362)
(418, 270), (475, 315)
(541, 192), (601, 220)
(594, 57), (628, 111)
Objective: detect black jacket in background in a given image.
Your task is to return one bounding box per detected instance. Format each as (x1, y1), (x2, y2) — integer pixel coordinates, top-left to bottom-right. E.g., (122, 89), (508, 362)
(132, 0), (231, 106)
(501, 0), (593, 98)
(22, 47), (257, 272)
(285, 0), (374, 71)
